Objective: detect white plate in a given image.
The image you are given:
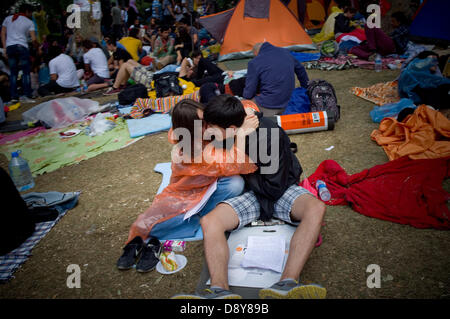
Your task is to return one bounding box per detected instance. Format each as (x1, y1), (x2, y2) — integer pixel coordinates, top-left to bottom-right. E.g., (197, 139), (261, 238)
(156, 254), (187, 275)
(60, 129), (81, 138)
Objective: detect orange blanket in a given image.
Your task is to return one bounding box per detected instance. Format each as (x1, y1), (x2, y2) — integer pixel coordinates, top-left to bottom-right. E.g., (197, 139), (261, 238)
(370, 105), (450, 160)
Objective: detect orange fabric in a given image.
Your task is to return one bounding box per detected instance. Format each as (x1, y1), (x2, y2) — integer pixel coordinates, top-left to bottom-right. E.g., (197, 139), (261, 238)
(351, 80), (400, 106)
(241, 99), (260, 113)
(370, 105), (450, 161)
(220, 0), (313, 58)
(126, 131), (257, 243)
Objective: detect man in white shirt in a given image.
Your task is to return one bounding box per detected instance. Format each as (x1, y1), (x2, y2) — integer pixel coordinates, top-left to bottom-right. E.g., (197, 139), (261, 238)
(37, 46), (80, 97)
(1, 4), (37, 103)
(82, 39), (111, 92)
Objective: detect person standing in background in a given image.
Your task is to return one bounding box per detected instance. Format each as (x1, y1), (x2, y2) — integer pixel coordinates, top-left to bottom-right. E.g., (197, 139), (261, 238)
(111, 2), (123, 40)
(1, 3), (38, 103)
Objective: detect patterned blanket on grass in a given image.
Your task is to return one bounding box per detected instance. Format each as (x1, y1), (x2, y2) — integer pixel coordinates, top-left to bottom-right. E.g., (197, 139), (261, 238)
(351, 80), (401, 106)
(0, 118), (143, 177)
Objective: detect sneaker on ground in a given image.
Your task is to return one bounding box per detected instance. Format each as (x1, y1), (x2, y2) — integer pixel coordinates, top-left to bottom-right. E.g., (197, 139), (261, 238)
(171, 287), (242, 299)
(135, 236), (161, 273)
(116, 236), (144, 270)
(19, 96), (36, 103)
(259, 279), (327, 299)
(103, 87), (122, 95)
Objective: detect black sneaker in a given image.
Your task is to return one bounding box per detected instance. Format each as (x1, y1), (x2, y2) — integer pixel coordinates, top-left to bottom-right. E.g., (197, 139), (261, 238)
(116, 236), (144, 270)
(136, 237), (161, 273)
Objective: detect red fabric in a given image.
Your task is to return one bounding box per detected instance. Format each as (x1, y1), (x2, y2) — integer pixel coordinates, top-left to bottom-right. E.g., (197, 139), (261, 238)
(12, 13), (26, 22)
(306, 157), (450, 229)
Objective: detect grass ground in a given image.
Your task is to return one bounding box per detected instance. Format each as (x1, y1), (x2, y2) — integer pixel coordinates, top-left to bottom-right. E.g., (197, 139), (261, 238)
(0, 63), (449, 299)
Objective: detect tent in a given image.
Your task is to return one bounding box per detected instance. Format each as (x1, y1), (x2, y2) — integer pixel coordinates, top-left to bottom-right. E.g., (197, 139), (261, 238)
(199, 0), (316, 61)
(409, 0), (450, 43)
(285, 0), (339, 30)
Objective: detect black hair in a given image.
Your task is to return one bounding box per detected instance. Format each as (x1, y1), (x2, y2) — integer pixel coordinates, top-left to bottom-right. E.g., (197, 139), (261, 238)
(344, 6), (357, 14)
(417, 51), (439, 60)
(81, 39), (93, 49)
(391, 11), (409, 26)
(204, 94), (246, 128)
(106, 38), (117, 46)
(19, 3), (33, 13)
(129, 27), (140, 38)
(48, 45), (62, 60)
(180, 17), (190, 25)
(160, 24), (171, 32)
(190, 50), (202, 58)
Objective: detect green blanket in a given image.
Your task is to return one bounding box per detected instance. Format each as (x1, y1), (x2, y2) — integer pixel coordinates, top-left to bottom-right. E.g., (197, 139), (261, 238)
(0, 118), (143, 176)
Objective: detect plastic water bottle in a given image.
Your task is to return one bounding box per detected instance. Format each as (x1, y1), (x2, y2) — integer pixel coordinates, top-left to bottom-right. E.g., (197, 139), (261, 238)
(316, 180), (331, 201)
(374, 54), (382, 72)
(8, 150), (35, 192)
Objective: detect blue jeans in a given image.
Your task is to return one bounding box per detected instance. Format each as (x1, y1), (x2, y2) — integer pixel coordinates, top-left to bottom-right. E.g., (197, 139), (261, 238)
(7, 44), (32, 99)
(149, 175), (245, 240)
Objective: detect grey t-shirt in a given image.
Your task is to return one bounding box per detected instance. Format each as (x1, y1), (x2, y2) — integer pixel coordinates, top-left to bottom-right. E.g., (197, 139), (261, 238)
(111, 6), (122, 25)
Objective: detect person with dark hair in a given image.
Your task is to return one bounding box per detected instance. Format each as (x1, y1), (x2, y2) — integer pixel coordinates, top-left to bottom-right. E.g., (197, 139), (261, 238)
(152, 24), (176, 69)
(119, 27), (143, 61)
(116, 99), (257, 272)
(390, 11), (410, 55)
(242, 42), (309, 116)
(1, 3), (38, 103)
(179, 50), (224, 87)
(107, 38), (133, 69)
(334, 6), (357, 38)
(174, 26), (193, 65)
(172, 94), (326, 299)
(82, 39), (110, 91)
(179, 17), (199, 50)
(37, 45), (80, 96)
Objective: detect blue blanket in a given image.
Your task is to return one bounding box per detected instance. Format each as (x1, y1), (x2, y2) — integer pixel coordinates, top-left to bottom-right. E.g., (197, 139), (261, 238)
(120, 107), (172, 138)
(290, 52), (321, 63)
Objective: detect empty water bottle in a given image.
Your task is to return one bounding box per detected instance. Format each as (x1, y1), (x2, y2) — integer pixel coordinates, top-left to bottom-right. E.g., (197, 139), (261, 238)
(316, 180), (331, 201)
(374, 54), (382, 72)
(8, 150), (35, 192)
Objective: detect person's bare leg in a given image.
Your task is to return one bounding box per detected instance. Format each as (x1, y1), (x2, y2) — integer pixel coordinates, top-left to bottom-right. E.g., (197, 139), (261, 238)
(112, 60), (140, 88)
(87, 82), (109, 92)
(200, 203), (240, 290)
(178, 58), (190, 78)
(281, 194), (325, 281)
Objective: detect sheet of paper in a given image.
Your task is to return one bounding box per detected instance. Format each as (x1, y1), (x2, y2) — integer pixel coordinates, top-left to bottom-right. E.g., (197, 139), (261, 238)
(241, 235), (285, 273)
(183, 180), (217, 220)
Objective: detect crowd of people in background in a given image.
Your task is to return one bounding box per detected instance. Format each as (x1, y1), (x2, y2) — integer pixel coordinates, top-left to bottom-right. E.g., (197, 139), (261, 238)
(0, 0), (223, 104)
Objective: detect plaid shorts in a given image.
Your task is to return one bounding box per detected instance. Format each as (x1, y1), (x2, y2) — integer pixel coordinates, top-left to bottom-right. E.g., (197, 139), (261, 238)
(222, 184), (313, 231)
(131, 66), (153, 89)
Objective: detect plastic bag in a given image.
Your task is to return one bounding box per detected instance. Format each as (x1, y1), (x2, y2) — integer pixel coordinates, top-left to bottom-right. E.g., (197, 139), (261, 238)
(370, 98), (416, 123)
(88, 112), (116, 136)
(22, 97), (101, 128)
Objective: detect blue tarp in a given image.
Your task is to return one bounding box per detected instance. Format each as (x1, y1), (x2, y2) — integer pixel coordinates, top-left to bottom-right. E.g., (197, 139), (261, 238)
(409, 0), (450, 42)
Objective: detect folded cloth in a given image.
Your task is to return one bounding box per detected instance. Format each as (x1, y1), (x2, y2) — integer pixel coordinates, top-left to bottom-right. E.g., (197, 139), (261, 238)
(0, 191), (80, 282)
(351, 80), (400, 106)
(307, 157), (450, 229)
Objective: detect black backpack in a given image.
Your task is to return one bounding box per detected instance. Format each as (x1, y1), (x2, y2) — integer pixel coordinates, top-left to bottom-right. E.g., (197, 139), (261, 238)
(118, 84), (149, 105)
(307, 79), (341, 122)
(153, 72), (183, 98)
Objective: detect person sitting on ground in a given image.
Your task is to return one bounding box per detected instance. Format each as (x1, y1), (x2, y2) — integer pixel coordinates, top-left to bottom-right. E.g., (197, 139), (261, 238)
(172, 94), (327, 299)
(152, 24), (176, 69)
(119, 27), (143, 62)
(334, 6), (357, 39)
(81, 39), (110, 92)
(348, 4), (397, 60)
(242, 42), (309, 116)
(174, 26), (193, 65)
(116, 99), (257, 273)
(178, 17), (199, 50)
(65, 33), (84, 68)
(128, 18), (152, 44)
(37, 45), (79, 96)
(178, 50), (224, 87)
(106, 38), (133, 79)
(104, 59), (154, 95)
(389, 11), (410, 56)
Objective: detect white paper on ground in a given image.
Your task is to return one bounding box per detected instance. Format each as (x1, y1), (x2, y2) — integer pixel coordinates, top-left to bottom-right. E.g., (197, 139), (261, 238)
(183, 180), (217, 220)
(241, 236), (285, 273)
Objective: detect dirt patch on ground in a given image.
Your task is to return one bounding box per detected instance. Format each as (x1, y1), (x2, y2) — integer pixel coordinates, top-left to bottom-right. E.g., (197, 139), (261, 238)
(0, 66), (449, 299)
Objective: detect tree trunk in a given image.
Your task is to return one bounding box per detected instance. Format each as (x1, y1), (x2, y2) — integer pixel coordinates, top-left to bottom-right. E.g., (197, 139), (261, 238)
(75, 2), (102, 42)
